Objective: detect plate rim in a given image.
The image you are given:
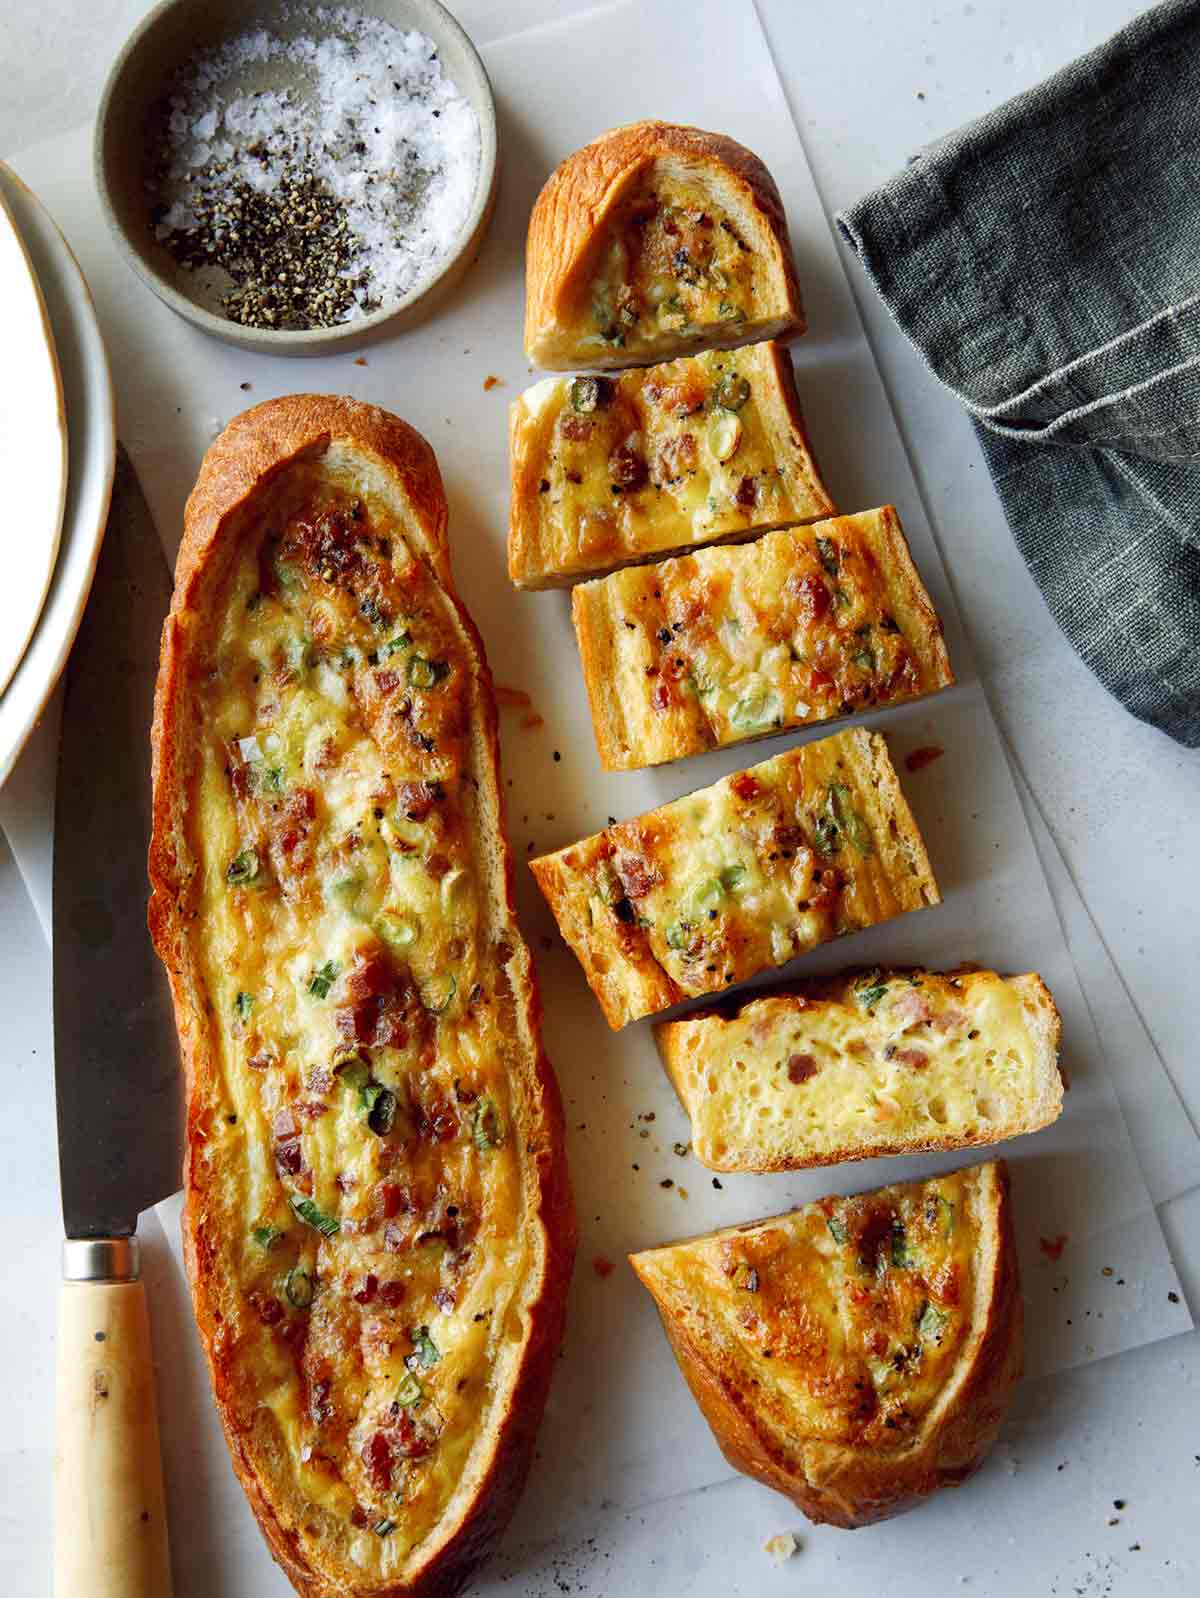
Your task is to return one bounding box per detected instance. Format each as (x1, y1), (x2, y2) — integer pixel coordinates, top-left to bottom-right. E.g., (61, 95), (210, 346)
(0, 162), (116, 789)
(0, 179), (69, 699)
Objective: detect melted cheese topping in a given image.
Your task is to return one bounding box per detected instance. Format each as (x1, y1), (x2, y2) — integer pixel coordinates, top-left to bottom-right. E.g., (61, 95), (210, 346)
(537, 730), (936, 1022)
(578, 180), (768, 360)
(510, 345), (829, 585)
(660, 971), (1060, 1169)
(576, 510), (952, 767)
(186, 464), (531, 1576)
(635, 1168), (984, 1450)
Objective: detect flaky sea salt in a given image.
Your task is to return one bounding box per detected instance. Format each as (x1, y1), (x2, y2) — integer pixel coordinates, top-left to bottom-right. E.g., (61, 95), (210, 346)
(152, 6), (481, 328)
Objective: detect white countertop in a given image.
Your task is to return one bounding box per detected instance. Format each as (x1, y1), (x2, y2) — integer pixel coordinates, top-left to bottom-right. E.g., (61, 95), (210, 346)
(1, 2), (1197, 1594)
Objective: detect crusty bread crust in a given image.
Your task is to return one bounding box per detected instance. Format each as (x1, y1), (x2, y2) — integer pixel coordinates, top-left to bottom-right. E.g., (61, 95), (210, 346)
(572, 506), (954, 771)
(525, 121), (805, 370)
(148, 396), (576, 1597)
(630, 1160), (1022, 1527)
(654, 969), (1063, 1171)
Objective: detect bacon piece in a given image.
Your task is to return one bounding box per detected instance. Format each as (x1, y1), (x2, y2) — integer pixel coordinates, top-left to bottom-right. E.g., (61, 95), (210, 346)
(617, 852), (658, 900)
(788, 571), (831, 623)
(362, 1431), (393, 1493)
(895, 1047), (929, 1069)
(609, 443), (648, 491)
(786, 1054), (818, 1083)
(396, 780), (443, 822)
(730, 772), (761, 803)
(352, 1274), (379, 1306)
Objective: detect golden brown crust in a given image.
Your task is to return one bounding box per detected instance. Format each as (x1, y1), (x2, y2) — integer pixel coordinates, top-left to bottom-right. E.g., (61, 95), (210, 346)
(654, 969), (1064, 1172)
(507, 343), (833, 589)
(572, 506), (954, 771)
(630, 1160), (1022, 1528)
(529, 729), (940, 1030)
(524, 121), (805, 369)
(149, 395), (576, 1598)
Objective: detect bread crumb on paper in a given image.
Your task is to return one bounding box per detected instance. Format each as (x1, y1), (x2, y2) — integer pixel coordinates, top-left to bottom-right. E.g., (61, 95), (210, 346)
(763, 1532), (798, 1562)
(483, 374), (504, 390)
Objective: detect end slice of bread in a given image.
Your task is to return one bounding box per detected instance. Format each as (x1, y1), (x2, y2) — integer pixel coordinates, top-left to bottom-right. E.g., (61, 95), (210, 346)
(525, 122), (804, 371)
(630, 1159), (1022, 1527)
(655, 968), (1062, 1170)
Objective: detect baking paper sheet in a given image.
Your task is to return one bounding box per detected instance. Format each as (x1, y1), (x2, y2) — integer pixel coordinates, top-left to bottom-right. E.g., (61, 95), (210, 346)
(2, 0), (1194, 1588)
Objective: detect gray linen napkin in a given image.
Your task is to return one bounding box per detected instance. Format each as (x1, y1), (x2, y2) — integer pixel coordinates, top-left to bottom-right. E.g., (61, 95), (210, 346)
(836, 0), (1200, 747)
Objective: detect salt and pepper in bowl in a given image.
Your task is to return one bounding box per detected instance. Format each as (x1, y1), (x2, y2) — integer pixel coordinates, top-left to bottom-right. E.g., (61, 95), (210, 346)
(95, 0), (498, 355)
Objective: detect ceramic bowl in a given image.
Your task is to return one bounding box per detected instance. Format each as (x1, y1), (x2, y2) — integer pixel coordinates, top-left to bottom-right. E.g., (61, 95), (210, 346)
(94, 0), (498, 356)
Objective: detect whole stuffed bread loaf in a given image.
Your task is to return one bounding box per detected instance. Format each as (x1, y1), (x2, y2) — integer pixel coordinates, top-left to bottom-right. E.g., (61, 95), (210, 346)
(508, 342), (832, 588)
(530, 728), (939, 1028)
(149, 396), (575, 1597)
(630, 1160), (1021, 1527)
(572, 507), (953, 769)
(525, 121), (805, 370)
(655, 968), (1062, 1170)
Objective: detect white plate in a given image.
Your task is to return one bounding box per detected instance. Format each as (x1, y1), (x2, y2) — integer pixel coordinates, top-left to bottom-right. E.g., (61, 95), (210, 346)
(0, 184), (66, 700)
(0, 164), (114, 788)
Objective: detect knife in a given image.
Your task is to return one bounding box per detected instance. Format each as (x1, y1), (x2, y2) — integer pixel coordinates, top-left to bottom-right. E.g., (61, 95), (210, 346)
(52, 445), (179, 1598)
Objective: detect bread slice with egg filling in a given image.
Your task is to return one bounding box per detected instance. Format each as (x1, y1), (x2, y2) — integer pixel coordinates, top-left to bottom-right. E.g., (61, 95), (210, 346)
(525, 122), (805, 371)
(149, 396), (575, 1598)
(507, 342), (832, 589)
(655, 968), (1062, 1171)
(573, 507), (953, 770)
(529, 728), (939, 1029)
(630, 1159), (1022, 1527)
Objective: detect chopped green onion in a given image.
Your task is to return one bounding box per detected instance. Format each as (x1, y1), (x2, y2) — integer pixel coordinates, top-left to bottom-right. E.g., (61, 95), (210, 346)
(286, 637), (313, 674)
(926, 1193), (955, 1234)
(425, 973), (457, 1015)
(410, 1326), (440, 1368)
(377, 910), (420, 952)
(569, 375), (608, 413)
(855, 979), (888, 1011)
(719, 864), (747, 892)
(815, 535), (840, 576)
(330, 873), (364, 908)
(226, 849), (260, 886)
(234, 991), (254, 1020)
(289, 1195), (340, 1238)
(852, 646), (876, 672)
(890, 1221), (914, 1269)
(827, 1217), (848, 1245)
(362, 1082), (397, 1137)
(718, 299), (741, 320)
(728, 689), (780, 732)
(917, 1300), (950, 1341)
(665, 922), (687, 950)
(408, 655), (450, 690)
(285, 1267), (314, 1309)
(333, 1047), (371, 1093)
(373, 1519), (397, 1538)
(359, 595), (390, 629)
(252, 1225), (284, 1252)
(380, 633), (412, 659)
(472, 1095), (503, 1152)
(687, 877), (725, 919)
(307, 960), (341, 1000)
(714, 372), (751, 411)
(395, 1370), (423, 1408)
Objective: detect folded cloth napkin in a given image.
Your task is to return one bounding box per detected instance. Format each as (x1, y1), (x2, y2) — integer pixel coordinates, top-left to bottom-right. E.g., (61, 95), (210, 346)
(837, 0), (1200, 746)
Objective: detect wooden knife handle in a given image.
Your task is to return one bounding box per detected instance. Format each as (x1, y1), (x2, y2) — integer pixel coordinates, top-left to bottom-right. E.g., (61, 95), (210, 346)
(54, 1242), (173, 1598)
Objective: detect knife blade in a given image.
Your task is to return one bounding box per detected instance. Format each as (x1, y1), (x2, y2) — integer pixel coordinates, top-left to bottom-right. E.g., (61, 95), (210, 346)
(53, 444), (180, 1236)
(51, 443), (176, 1598)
